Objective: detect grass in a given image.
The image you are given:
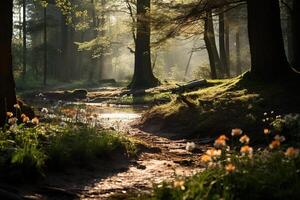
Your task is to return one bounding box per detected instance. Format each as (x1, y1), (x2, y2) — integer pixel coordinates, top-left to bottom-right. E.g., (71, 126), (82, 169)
(147, 151), (300, 200)
(140, 73), (300, 140)
(0, 122), (139, 182)
(140, 118), (300, 200)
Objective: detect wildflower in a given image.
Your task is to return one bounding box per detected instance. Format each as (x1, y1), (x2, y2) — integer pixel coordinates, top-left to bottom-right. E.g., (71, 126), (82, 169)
(6, 112), (13, 118)
(264, 128), (270, 135)
(186, 142), (196, 152)
(240, 145), (253, 156)
(31, 117), (39, 125)
(205, 148), (222, 157)
(21, 114), (26, 119)
(285, 147), (300, 158)
(269, 140), (280, 149)
(214, 138), (227, 149)
(231, 128), (243, 136)
(225, 163), (236, 173)
(14, 104), (20, 109)
(264, 112), (268, 116)
(274, 135), (286, 142)
(201, 155), (212, 163)
(41, 108), (49, 114)
(217, 135), (229, 141)
(239, 135), (250, 144)
(173, 180), (185, 190)
(22, 116), (30, 123)
(8, 117), (18, 125)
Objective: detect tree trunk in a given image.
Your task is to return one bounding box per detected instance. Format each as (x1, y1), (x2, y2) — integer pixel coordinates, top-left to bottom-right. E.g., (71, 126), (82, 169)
(0, 0), (17, 126)
(22, 0), (27, 80)
(219, 7), (228, 77)
(224, 10), (231, 77)
(129, 0), (159, 89)
(247, 0), (293, 79)
(204, 11), (218, 79)
(60, 14), (70, 82)
(43, 6), (48, 86)
(291, 0), (300, 71)
(235, 28), (242, 75)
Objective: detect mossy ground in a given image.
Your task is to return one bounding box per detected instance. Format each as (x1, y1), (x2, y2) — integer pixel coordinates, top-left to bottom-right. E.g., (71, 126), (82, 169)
(139, 74), (300, 140)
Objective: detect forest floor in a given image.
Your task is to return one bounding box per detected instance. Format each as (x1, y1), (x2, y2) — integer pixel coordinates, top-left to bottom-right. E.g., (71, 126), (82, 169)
(15, 75), (300, 199)
(17, 86), (208, 200)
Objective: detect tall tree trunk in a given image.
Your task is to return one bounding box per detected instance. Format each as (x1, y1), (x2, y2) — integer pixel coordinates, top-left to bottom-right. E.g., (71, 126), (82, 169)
(60, 14), (70, 82)
(88, 0), (98, 81)
(204, 11), (219, 79)
(235, 28), (242, 75)
(43, 6), (48, 86)
(224, 10), (231, 77)
(0, 0), (17, 126)
(219, 7), (228, 77)
(129, 0), (159, 89)
(291, 0), (300, 71)
(22, 0), (27, 80)
(247, 0), (293, 79)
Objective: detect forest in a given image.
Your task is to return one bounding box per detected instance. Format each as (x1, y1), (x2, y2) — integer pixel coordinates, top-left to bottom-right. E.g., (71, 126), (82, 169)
(0, 0), (300, 199)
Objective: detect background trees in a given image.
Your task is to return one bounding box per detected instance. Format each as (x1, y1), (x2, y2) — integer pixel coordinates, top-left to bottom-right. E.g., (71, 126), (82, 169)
(0, 0), (17, 126)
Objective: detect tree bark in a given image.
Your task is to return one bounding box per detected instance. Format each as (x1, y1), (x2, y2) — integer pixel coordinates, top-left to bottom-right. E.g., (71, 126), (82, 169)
(129, 0), (160, 89)
(43, 6), (48, 86)
(22, 0), (27, 80)
(247, 0), (293, 79)
(204, 11), (219, 79)
(235, 28), (242, 75)
(224, 10), (231, 77)
(0, 0), (17, 126)
(219, 7), (228, 77)
(291, 0), (300, 71)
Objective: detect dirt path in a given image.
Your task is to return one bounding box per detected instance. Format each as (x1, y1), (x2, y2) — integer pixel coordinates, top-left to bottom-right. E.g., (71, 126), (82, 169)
(21, 88), (208, 199)
(78, 116), (207, 199)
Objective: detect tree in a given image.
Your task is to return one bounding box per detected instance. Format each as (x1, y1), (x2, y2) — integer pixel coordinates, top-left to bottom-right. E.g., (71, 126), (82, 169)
(247, 0), (293, 79)
(204, 11), (219, 79)
(43, 5), (48, 86)
(219, 7), (229, 77)
(22, 0), (27, 80)
(291, 0), (300, 71)
(129, 0), (160, 89)
(0, 0), (17, 126)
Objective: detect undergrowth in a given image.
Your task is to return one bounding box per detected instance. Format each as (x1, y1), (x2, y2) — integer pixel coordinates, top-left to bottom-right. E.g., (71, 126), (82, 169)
(0, 112), (138, 182)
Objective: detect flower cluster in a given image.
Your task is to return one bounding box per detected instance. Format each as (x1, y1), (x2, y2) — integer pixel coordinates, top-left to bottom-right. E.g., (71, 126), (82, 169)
(200, 127), (299, 174)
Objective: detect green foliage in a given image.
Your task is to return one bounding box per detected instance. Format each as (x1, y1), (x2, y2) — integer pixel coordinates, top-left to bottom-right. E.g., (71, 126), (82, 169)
(148, 149), (300, 200)
(0, 123), (137, 181)
(47, 127), (137, 168)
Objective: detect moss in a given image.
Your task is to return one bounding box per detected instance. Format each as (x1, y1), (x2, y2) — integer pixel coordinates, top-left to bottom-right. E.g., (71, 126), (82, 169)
(140, 75), (300, 139)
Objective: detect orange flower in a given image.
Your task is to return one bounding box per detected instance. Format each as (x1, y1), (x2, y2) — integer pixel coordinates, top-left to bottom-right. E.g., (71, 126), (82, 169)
(31, 117), (39, 125)
(217, 135), (229, 141)
(8, 117), (17, 125)
(239, 135), (250, 144)
(285, 147), (300, 158)
(22, 116), (30, 123)
(269, 140), (280, 149)
(225, 163), (236, 173)
(264, 128), (270, 135)
(6, 112), (13, 118)
(201, 154), (212, 163)
(240, 145), (253, 156)
(21, 114), (26, 119)
(173, 180), (185, 190)
(205, 148), (222, 157)
(214, 138), (227, 149)
(231, 128), (243, 136)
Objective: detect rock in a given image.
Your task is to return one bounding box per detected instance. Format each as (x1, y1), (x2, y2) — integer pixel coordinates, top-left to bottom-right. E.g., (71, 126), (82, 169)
(71, 89), (88, 99)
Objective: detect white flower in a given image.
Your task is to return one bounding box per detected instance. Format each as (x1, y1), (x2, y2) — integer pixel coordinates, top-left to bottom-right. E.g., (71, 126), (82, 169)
(186, 142), (196, 152)
(41, 108), (49, 114)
